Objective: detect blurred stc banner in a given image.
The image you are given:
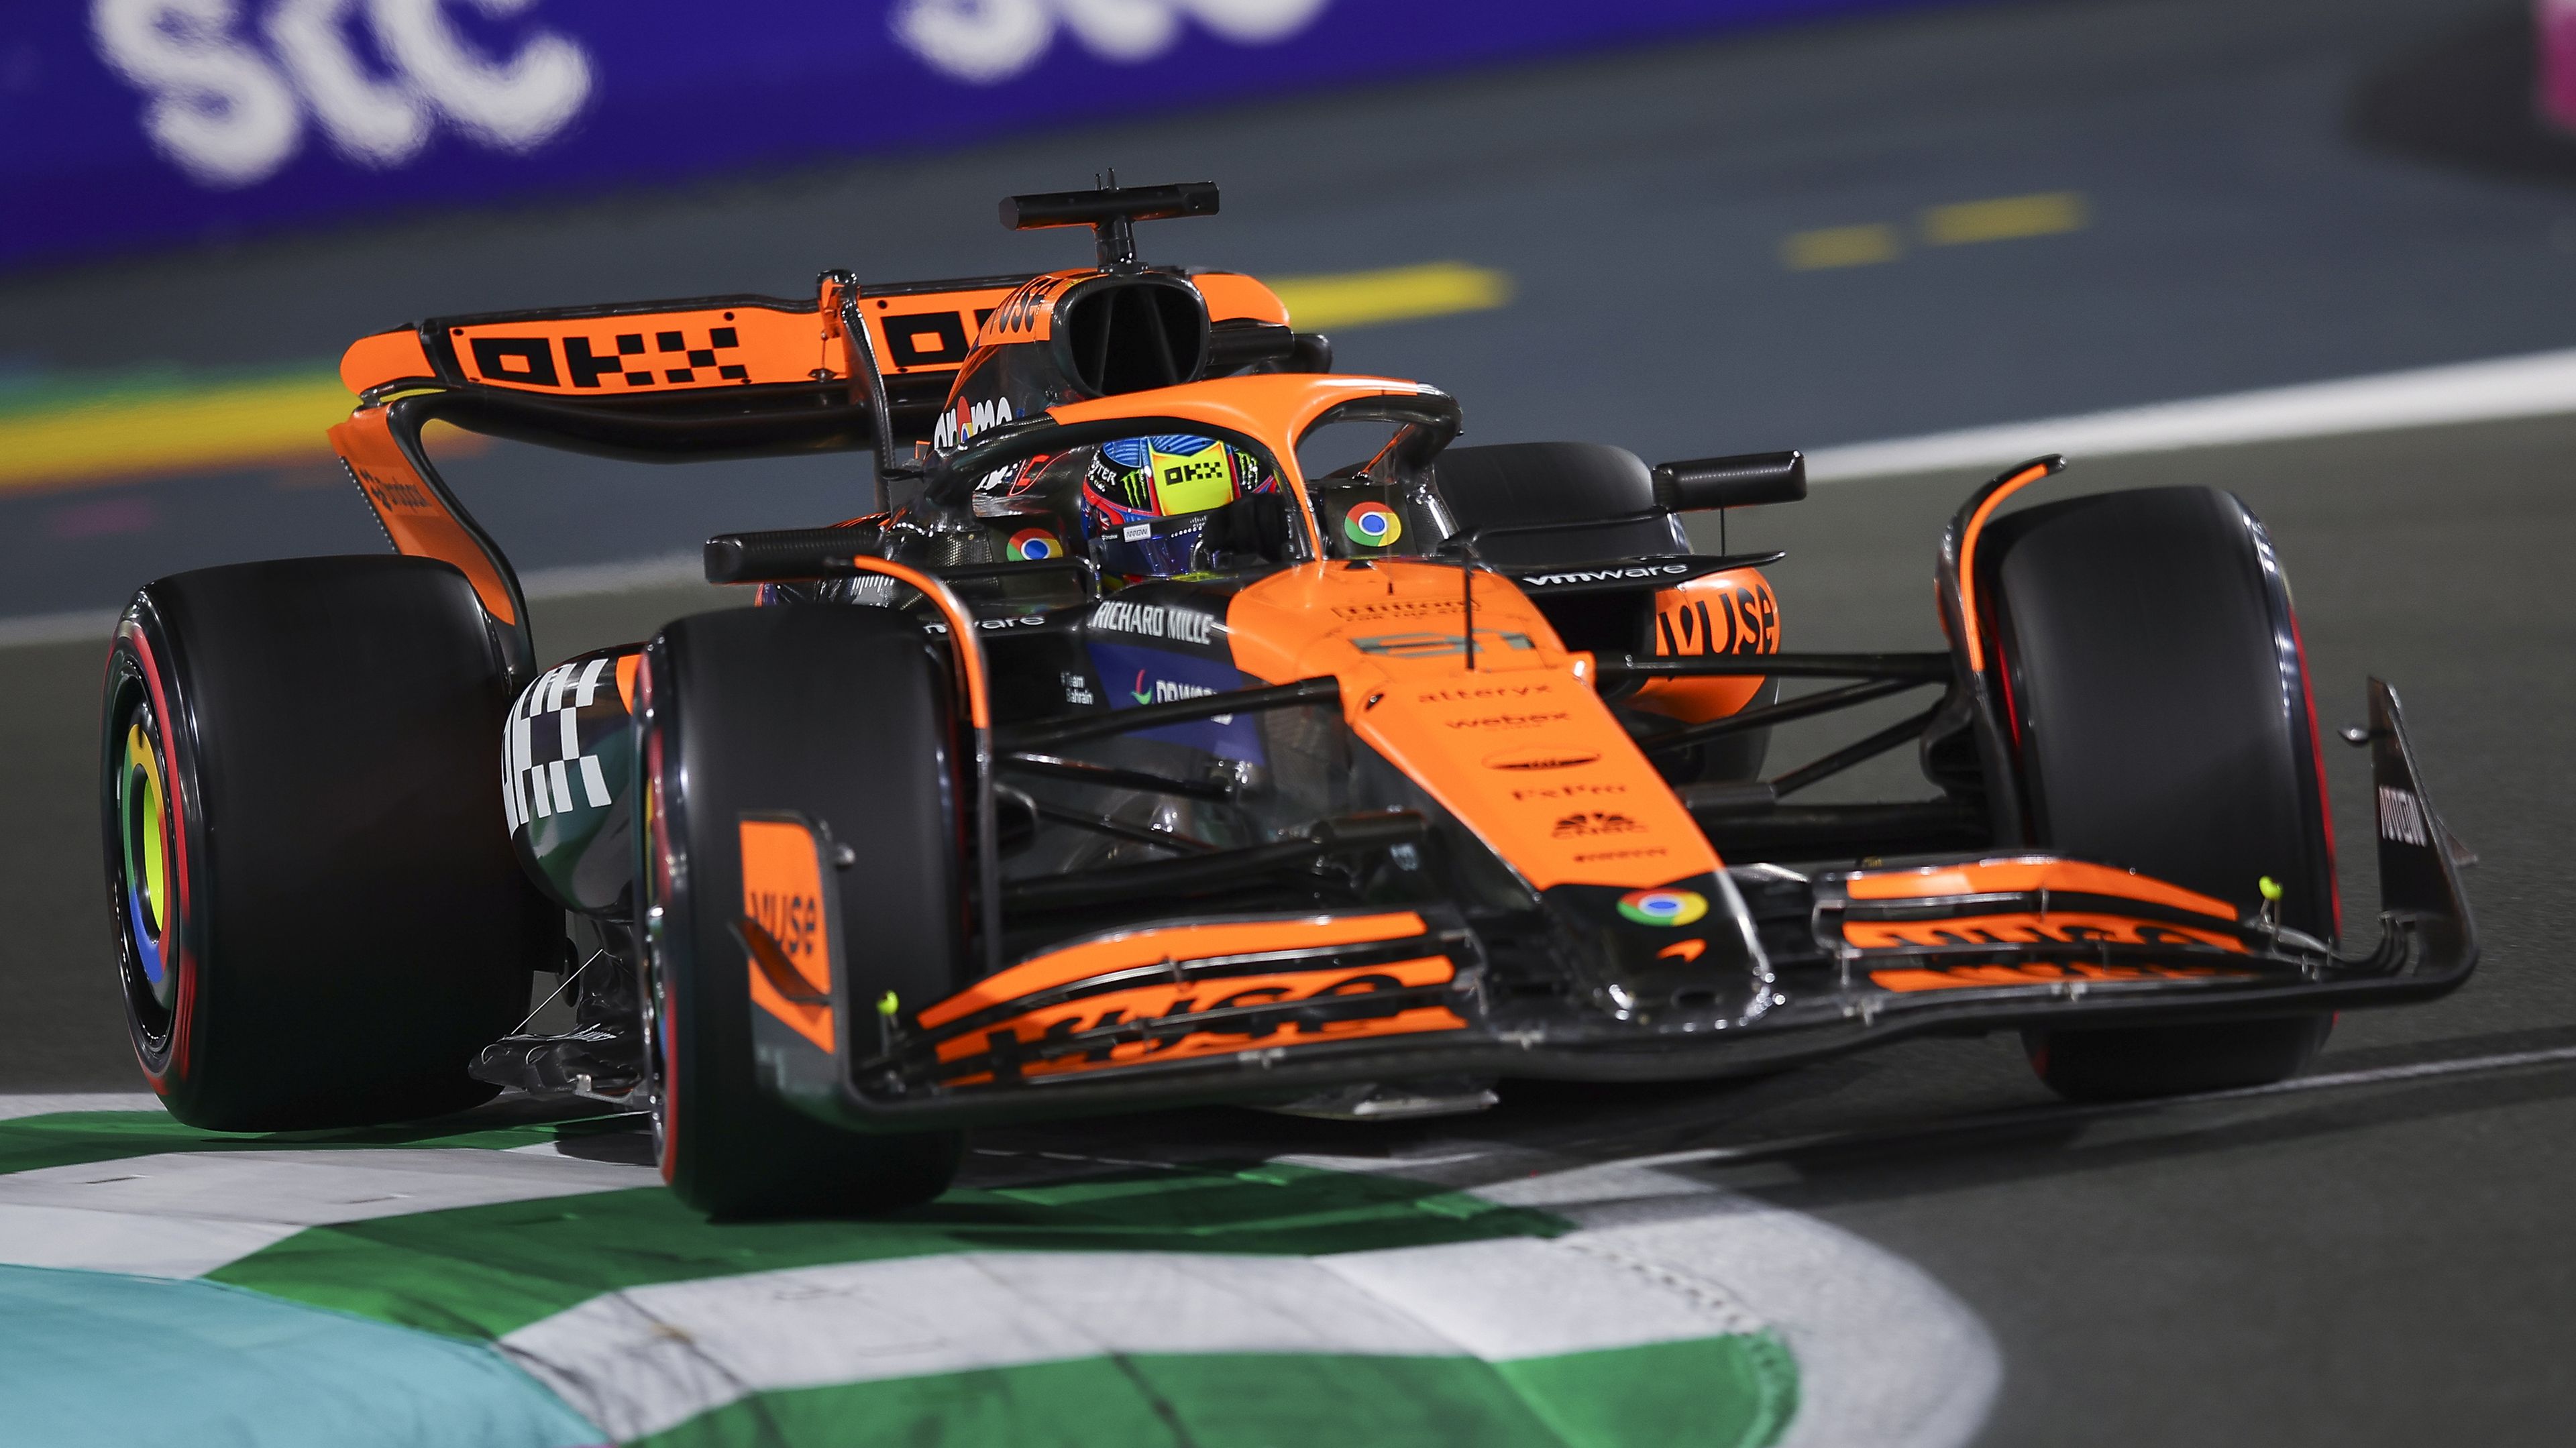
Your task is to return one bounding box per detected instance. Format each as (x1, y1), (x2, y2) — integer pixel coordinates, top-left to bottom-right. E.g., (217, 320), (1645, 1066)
(2543, 0), (2576, 133)
(0, 0), (1947, 271)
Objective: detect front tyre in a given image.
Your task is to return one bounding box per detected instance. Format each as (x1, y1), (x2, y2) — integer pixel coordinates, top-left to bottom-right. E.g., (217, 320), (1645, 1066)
(1982, 487), (2337, 1101)
(640, 606), (967, 1219)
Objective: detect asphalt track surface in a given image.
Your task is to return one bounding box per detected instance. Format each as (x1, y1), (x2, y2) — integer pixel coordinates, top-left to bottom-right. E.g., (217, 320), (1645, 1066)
(5, 0), (2575, 1442)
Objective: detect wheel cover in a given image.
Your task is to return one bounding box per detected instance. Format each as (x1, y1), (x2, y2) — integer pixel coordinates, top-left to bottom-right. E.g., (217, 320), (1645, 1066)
(111, 692), (180, 1042)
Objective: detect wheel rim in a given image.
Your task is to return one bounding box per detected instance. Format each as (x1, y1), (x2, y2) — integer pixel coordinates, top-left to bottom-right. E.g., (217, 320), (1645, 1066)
(111, 687), (179, 1042)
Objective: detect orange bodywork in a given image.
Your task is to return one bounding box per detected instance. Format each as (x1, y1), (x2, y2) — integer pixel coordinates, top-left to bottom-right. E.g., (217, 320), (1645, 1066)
(740, 819), (835, 1054)
(328, 406), (517, 626)
(920, 911), (1431, 1028)
(1871, 962), (2243, 993)
(934, 954), (1464, 1079)
(437, 302), (827, 396)
(339, 329), (435, 394)
(865, 281), (1028, 376)
(1952, 459), (2059, 673)
(1055, 372), (1727, 894)
(1230, 561), (1721, 892)
(1843, 856), (2239, 922)
(1844, 911), (2244, 953)
(1629, 567), (1778, 724)
(1190, 271), (1292, 327)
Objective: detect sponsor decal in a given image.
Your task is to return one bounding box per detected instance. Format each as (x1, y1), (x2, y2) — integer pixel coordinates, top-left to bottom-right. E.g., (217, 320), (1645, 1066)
(453, 323), (756, 390)
(1007, 527), (1063, 561)
(1511, 781), (1628, 801)
(979, 274), (1069, 339)
(1520, 563), (1692, 588)
(91, 0), (594, 187)
(1551, 811), (1643, 838)
(1086, 641), (1263, 763)
(919, 616), (1049, 634)
(1870, 962), (2243, 993)
(1844, 913), (2242, 953)
(1483, 747), (1600, 771)
(938, 956), (1460, 1080)
(1060, 671), (1095, 706)
(1090, 598), (1218, 645)
(502, 656), (617, 832)
(738, 816), (835, 1051)
(1416, 683), (1553, 704)
(1342, 500), (1403, 549)
(1658, 577), (1779, 657)
(893, 0), (1335, 86)
(1617, 888), (1710, 927)
(1331, 598), (1460, 620)
(1127, 671), (1231, 720)
(350, 463), (433, 512)
(1351, 629), (1537, 658)
(1575, 846), (1671, 863)
(2377, 785), (2428, 846)
(1444, 710), (1570, 732)
(932, 394), (1016, 450)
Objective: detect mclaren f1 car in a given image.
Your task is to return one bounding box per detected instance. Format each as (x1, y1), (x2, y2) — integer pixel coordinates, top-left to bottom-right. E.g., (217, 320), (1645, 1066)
(101, 182), (2477, 1217)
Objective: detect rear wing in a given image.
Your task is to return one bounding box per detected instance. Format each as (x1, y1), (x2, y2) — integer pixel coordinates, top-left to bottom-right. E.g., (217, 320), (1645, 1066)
(328, 269), (1289, 677)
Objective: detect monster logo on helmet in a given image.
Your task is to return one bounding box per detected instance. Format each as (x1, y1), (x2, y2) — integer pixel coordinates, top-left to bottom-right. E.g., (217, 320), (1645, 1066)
(1080, 433), (1271, 581)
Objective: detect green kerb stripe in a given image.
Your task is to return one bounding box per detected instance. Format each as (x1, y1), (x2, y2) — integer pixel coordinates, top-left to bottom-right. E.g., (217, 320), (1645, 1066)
(210, 1162), (1570, 1341)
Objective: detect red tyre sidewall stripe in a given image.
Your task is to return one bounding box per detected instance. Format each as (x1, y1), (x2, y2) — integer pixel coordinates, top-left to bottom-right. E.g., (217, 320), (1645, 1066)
(119, 619), (195, 1091)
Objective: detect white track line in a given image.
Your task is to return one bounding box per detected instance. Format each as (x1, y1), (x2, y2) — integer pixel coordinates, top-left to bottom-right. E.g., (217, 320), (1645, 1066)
(1807, 345), (2576, 481)
(0, 550), (713, 651)
(13, 347), (2576, 647)
(0, 1148), (661, 1278)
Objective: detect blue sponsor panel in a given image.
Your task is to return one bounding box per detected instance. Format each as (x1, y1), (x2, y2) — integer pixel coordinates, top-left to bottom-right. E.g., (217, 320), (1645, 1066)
(1086, 637), (1265, 764)
(4, 1), (1959, 272)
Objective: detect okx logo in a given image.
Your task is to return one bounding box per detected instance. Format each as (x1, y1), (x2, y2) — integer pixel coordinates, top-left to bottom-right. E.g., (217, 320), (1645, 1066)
(460, 324), (751, 390)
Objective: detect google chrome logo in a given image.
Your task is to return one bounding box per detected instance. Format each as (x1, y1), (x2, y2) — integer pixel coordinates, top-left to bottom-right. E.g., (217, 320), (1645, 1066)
(1616, 888), (1709, 927)
(1342, 501), (1402, 549)
(1008, 528), (1062, 561)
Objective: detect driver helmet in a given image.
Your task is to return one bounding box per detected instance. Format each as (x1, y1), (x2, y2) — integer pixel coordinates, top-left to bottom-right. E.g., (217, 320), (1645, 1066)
(1080, 433), (1272, 581)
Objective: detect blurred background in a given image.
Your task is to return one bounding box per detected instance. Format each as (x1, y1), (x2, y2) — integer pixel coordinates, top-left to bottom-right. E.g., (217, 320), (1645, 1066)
(3, 0), (2573, 628)
(7, 9), (2576, 1438)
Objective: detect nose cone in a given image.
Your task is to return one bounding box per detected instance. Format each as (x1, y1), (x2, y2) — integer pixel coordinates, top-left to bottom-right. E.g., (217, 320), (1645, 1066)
(1539, 873), (1775, 1026)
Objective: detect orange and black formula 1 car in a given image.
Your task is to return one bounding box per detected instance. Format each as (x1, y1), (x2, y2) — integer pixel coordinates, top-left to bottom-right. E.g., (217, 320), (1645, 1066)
(101, 184), (2477, 1217)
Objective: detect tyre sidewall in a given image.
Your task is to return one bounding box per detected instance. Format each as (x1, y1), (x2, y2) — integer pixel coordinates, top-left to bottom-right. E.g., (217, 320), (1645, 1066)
(642, 606), (967, 1218)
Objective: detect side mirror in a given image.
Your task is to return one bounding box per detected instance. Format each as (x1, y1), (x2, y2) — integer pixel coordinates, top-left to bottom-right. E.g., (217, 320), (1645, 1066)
(1652, 450), (1807, 512)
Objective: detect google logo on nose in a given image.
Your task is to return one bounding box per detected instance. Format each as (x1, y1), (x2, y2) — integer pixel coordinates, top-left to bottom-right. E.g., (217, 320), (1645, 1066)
(1616, 888), (1709, 926)
(1342, 501), (1402, 549)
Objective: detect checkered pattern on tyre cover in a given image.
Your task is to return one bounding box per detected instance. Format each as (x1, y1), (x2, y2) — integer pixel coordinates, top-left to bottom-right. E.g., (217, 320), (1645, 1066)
(504, 657), (616, 830)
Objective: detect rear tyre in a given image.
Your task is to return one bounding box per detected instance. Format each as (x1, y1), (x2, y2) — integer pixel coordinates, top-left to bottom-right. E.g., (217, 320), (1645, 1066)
(103, 557), (552, 1130)
(1982, 487), (2336, 1101)
(641, 605), (966, 1219)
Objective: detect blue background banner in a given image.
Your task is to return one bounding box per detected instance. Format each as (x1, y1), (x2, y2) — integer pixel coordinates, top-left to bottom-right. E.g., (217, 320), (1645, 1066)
(1, 1), (1949, 273)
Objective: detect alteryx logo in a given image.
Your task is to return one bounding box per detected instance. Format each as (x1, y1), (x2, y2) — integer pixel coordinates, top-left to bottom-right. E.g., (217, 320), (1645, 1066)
(891, 0), (1332, 85)
(92, 0), (592, 187)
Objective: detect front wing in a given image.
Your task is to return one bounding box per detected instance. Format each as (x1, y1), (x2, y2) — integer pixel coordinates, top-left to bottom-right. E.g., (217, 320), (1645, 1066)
(745, 679), (2473, 1131)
